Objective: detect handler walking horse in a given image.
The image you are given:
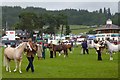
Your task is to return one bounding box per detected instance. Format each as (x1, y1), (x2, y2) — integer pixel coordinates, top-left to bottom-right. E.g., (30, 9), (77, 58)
(3, 42), (27, 73)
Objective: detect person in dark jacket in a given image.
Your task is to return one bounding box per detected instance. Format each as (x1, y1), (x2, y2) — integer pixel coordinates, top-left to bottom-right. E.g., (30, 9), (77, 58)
(48, 41), (54, 58)
(26, 38), (37, 73)
(81, 40), (89, 54)
(42, 43), (46, 59)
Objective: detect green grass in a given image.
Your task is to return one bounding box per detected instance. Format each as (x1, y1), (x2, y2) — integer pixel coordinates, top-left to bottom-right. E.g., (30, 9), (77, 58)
(70, 25), (96, 34)
(58, 25), (96, 34)
(1, 47), (118, 78)
(70, 25), (89, 29)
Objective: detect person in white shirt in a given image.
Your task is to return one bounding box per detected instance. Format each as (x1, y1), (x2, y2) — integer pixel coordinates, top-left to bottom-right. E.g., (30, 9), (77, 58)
(94, 40), (102, 61)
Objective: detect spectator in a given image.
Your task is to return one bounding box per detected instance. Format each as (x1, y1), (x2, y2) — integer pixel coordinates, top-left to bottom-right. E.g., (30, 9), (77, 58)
(81, 40), (89, 54)
(42, 43), (46, 59)
(48, 41), (54, 58)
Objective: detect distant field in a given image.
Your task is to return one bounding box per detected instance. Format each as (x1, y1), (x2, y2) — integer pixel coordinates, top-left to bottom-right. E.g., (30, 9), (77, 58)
(1, 46), (118, 78)
(70, 25), (96, 34)
(59, 25), (97, 34)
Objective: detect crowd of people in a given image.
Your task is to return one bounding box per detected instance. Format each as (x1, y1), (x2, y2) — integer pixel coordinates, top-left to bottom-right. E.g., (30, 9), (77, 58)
(2, 37), (118, 73)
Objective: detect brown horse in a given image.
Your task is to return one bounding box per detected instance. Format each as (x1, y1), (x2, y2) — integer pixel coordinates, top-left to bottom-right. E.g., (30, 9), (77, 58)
(24, 43), (43, 60)
(65, 44), (73, 53)
(52, 44), (68, 58)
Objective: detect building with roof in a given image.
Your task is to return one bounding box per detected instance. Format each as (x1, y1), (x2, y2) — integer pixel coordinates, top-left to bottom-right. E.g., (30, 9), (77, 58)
(95, 19), (120, 41)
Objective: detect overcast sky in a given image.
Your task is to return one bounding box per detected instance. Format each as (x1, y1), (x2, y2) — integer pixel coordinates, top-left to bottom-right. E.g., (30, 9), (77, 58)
(1, 0), (119, 2)
(1, 0), (119, 14)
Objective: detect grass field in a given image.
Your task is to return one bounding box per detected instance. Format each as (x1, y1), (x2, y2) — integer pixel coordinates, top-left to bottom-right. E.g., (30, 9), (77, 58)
(0, 46), (119, 78)
(70, 25), (96, 34)
(59, 25), (96, 34)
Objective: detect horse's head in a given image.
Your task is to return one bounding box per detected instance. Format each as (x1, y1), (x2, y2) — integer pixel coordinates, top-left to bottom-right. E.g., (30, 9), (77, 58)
(20, 42), (30, 52)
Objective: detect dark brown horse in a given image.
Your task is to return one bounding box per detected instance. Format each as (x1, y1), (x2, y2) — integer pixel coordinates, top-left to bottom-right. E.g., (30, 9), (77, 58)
(65, 44), (73, 53)
(52, 44), (68, 58)
(24, 43), (43, 60)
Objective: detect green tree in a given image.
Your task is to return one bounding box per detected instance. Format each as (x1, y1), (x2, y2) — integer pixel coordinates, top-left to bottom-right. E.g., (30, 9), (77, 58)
(18, 12), (37, 30)
(65, 25), (71, 35)
(99, 8), (102, 13)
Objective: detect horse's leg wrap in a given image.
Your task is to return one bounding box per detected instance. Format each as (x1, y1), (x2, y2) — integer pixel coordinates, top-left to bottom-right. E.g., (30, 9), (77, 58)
(9, 67), (11, 72)
(110, 51), (113, 60)
(8, 61), (11, 72)
(6, 66), (8, 72)
(14, 60), (18, 72)
(59, 53), (61, 56)
(110, 57), (113, 60)
(19, 61), (22, 74)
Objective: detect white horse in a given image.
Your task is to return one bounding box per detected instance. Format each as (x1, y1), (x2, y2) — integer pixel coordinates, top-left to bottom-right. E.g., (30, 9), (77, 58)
(3, 42), (28, 73)
(87, 40), (95, 48)
(105, 40), (120, 60)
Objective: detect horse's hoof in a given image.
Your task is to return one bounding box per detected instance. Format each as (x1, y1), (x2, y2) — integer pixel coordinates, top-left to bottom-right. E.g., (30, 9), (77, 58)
(59, 54), (61, 56)
(19, 71), (22, 74)
(70, 52), (72, 53)
(9, 71), (11, 73)
(14, 69), (17, 72)
(110, 57), (113, 60)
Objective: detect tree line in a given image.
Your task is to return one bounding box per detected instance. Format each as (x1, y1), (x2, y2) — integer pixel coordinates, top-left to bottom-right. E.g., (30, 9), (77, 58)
(2, 6), (119, 35)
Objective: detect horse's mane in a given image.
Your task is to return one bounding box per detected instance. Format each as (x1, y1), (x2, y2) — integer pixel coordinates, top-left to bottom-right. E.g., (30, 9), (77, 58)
(106, 41), (118, 47)
(15, 43), (25, 49)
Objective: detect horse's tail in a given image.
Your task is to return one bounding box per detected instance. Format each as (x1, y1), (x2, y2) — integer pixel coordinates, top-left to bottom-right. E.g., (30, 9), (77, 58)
(3, 55), (7, 67)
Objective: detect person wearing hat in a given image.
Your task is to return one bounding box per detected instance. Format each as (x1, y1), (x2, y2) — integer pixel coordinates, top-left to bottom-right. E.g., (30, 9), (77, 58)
(26, 38), (35, 73)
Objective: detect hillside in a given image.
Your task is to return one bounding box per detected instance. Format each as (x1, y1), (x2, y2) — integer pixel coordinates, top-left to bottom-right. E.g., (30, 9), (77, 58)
(58, 25), (96, 34)
(2, 6), (119, 29)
